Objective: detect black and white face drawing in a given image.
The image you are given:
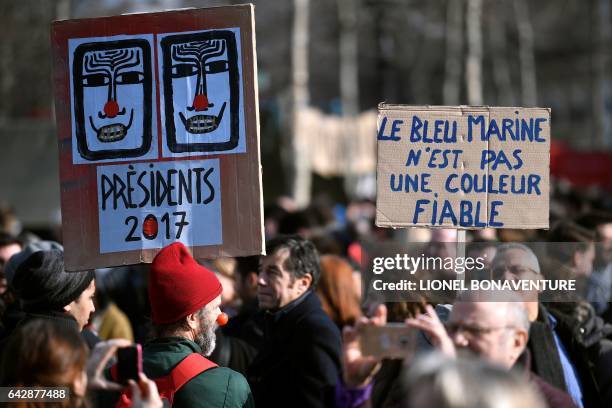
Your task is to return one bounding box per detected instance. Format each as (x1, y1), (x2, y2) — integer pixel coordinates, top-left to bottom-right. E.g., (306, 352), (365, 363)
(72, 39), (153, 161)
(160, 30), (240, 154)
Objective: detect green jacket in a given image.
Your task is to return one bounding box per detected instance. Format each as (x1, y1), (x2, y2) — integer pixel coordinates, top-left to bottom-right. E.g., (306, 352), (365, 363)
(143, 337), (255, 408)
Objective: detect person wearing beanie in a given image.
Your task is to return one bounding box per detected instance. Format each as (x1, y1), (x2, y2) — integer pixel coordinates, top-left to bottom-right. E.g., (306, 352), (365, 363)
(247, 235), (342, 408)
(4, 239), (64, 286)
(0, 240), (64, 336)
(140, 242), (254, 408)
(0, 249), (99, 352)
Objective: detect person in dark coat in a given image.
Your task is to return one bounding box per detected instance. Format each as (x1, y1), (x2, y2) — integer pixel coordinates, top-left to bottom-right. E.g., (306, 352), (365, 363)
(528, 301), (612, 408)
(224, 256), (265, 351)
(1, 248), (99, 349)
(247, 235), (342, 408)
(211, 256), (264, 375)
(144, 242), (254, 408)
(489, 243), (609, 407)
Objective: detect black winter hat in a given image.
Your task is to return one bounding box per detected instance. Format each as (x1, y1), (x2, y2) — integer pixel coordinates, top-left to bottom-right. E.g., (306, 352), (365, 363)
(4, 240), (64, 285)
(12, 250), (94, 312)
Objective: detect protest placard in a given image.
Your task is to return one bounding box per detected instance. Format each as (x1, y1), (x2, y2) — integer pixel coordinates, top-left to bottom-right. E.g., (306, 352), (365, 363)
(376, 105), (550, 229)
(51, 5), (264, 271)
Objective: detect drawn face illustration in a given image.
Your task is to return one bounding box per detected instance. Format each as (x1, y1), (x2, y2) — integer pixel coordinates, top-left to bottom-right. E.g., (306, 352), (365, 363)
(73, 39), (153, 161)
(161, 30), (239, 153)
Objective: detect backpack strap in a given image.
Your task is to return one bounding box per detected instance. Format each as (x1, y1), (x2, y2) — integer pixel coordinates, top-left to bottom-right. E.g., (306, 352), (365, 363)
(113, 353), (218, 407)
(158, 353), (218, 394)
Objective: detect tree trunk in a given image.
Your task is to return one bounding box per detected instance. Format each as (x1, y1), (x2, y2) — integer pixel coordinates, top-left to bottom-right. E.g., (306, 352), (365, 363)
(285, 0), (311, 207)
(339, 0), (359, 118)
(338, 0), (361, 199)
(514, 0), (537, 106)
(465, 0), (483, 105)
(443, 0), (464, 105)
(489, 0), (515, 106)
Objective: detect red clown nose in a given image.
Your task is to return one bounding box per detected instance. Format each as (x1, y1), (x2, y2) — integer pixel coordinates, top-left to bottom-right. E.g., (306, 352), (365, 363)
(216, 312), (229, 326)
(104, 100), (120, 118)
(193, 94), (209, 111)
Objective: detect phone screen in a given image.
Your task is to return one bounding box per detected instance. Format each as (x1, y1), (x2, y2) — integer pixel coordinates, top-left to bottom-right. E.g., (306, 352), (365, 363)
(358, 324), (416, 359)
(117, 344), (142, 384)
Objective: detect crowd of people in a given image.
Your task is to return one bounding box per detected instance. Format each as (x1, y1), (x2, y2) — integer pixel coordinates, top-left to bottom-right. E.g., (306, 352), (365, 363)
(0, 182), (610, 407)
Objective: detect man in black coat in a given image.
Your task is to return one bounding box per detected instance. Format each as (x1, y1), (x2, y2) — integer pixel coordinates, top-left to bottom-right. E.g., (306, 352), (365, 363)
(247, 236), (342, 408)
(490, 243), (609, 408)
(528, 301), (612, 408)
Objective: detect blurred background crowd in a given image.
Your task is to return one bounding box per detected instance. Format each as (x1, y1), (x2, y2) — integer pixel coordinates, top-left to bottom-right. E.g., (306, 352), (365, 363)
(0, 183), (611, 407)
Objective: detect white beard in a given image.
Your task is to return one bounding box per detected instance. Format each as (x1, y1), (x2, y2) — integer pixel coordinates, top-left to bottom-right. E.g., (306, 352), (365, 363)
(195, 320), (217, 356)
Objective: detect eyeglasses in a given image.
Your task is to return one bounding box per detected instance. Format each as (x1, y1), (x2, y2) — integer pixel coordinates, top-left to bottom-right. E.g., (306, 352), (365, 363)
(491, 264), (538, 278)
(445, 322), (515, 338)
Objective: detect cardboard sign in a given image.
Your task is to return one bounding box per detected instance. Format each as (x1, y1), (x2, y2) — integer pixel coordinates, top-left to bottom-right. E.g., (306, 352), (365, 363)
(376, 105), (550, 229)
(51, 6), (264, 271)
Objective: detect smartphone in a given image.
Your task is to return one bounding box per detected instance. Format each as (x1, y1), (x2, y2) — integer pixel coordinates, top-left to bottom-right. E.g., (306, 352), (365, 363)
(358, 324), (416, 359)
(117, 344), (142, 385)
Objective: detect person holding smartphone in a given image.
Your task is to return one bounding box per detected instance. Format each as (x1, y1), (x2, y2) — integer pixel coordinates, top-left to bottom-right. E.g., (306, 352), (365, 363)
(0, 319), (162, 407)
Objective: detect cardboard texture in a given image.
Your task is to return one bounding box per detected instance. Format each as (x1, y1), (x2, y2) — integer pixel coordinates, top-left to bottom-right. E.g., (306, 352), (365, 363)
(51, 5), (264, 271)
(376, 105), (550, 229)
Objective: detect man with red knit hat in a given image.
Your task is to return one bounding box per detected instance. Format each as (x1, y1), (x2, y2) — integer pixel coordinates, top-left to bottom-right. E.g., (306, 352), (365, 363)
(143, 242), (254, 407)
